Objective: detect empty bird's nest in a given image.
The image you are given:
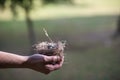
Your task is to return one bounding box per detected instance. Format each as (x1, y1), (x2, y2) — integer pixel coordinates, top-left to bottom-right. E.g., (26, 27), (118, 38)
(33, 41), (66, 57)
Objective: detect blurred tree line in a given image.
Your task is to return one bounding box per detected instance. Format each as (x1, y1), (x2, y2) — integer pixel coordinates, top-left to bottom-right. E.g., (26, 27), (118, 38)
(0, 0), (120, 53)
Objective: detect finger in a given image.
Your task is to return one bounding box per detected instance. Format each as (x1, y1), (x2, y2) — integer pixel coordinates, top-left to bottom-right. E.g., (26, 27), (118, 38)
(45, 56), (64, 71)
(59, 56), (64, 66)
(44, 56), (61, 63)
(45, 64), (61, 71)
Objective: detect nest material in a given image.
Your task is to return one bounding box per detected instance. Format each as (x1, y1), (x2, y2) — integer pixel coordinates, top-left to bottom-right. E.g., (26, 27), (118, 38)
(33, 41), (66, 57)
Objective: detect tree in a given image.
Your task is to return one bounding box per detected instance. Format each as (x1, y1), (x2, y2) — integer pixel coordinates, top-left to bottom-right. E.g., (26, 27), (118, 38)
(0, 0), (36, 54)
(116, 15), (120, 36)
(113, 15), (120, 39)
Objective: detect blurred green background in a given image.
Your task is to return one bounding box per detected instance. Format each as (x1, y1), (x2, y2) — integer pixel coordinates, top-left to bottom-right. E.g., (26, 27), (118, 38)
(0, 0), (120, 80)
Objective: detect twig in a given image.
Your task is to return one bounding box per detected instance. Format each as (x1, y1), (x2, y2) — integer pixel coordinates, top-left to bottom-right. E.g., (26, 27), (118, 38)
(43, 28), (53, 42)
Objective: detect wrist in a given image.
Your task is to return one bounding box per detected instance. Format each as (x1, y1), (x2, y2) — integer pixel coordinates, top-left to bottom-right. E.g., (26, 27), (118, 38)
(21, 56), (29, 68)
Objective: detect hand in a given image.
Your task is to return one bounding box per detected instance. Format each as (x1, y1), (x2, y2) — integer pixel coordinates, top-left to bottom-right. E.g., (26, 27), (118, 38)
(24, 54), (64, 74)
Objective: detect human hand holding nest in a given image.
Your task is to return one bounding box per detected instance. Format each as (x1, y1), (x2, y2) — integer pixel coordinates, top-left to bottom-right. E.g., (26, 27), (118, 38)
(28, 28), (66, 74)
(25, 54), (64, 74)
(27, 41), (65, 74)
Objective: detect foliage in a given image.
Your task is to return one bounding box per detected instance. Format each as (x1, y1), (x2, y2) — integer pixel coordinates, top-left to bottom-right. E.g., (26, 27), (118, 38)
(42, 0), (73, 5)
(0, 0), (6, 9)
(0, 0), (33, 16)
(0, 0), (72, 15)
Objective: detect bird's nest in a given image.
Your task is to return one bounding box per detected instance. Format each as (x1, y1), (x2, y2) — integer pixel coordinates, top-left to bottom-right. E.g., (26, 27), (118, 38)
(33, 28), (66, 57)
(33, 41), (66, 57)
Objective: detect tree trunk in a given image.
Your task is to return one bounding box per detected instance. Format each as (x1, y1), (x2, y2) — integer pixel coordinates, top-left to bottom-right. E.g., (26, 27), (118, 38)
(116, 15), (120, 35)
(25, 11), (36, 54)
(113, 15), (120, 39)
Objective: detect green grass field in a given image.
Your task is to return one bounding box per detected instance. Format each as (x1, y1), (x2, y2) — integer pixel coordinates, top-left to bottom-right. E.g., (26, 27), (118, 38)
(0, 15), (120, 80)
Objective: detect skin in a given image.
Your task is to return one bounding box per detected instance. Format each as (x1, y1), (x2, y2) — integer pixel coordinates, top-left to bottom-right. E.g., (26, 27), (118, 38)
(0, 51), (64, 74)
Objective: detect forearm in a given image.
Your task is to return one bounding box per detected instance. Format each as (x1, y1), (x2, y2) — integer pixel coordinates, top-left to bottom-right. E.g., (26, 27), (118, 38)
(0, 51), (28, 68)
